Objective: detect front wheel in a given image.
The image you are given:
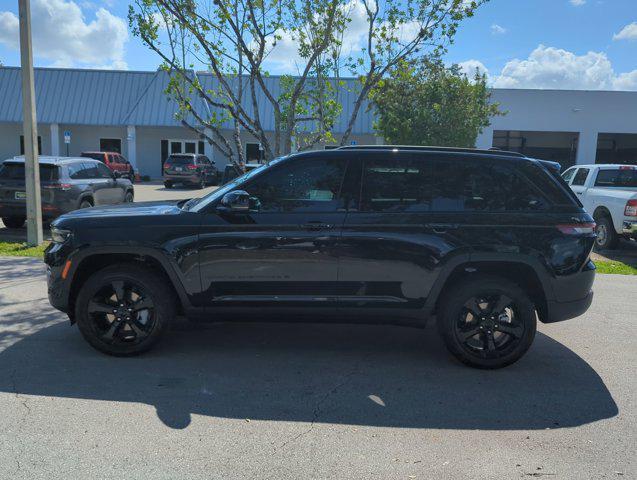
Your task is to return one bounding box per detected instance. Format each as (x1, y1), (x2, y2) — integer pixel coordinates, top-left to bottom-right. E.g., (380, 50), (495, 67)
(437, 276), (536, 369)
(124, 191), (134, 203)
(2, 216), (25, 228)
(75, 264), (177, 356)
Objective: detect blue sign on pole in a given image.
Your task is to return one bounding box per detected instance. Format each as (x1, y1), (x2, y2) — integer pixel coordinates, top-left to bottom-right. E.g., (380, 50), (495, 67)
(350, 140), (357, 145)
(63, 130), (71, 144)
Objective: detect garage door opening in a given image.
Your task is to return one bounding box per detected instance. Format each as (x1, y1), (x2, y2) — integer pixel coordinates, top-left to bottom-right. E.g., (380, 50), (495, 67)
(493, 131), (579, 170)
(596, 133), (637, 165)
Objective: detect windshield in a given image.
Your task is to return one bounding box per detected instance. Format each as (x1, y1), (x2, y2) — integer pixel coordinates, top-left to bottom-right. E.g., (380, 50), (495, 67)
(187, 157), (286, 212)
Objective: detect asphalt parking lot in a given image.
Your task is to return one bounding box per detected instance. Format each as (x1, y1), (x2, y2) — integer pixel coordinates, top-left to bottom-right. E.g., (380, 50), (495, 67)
(0, 258), (634, 480)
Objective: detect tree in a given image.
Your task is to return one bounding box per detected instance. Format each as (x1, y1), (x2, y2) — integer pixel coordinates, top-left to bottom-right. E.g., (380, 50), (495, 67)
(129, 0), (487, 166)
(370, 59), (504, 147)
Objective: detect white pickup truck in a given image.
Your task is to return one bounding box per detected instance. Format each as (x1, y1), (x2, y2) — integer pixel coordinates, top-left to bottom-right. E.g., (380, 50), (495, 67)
(561, 164), (637, 249)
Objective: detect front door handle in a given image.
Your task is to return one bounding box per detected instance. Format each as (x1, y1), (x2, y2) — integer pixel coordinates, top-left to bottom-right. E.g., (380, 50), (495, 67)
(429, 223), (458, 234)
(301, 222), (333, 231)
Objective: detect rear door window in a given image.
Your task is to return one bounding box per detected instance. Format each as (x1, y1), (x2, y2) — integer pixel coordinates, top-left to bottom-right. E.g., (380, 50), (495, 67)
(67, 163), (87, 180)
(594, 168), (637, 187)
(571, 168), (590, 186)
(0, 163), (59, 181)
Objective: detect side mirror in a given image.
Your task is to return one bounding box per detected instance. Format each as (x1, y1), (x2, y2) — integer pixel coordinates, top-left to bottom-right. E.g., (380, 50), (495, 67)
(218, 190), (251, 213)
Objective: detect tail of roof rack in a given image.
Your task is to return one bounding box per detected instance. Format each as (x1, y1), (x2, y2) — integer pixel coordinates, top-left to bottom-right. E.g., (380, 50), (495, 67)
(337, 145), (527, 158)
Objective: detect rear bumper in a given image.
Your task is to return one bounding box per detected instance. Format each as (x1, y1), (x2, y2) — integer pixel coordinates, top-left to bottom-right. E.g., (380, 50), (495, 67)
(544, 290), (593, 323)
(0, 203), (62, 220)
(164, 174), (200, 183)
(623, 221), (637, 238)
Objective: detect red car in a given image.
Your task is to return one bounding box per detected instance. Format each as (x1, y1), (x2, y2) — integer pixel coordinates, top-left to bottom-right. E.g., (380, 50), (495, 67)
(81, 152), (136, 182)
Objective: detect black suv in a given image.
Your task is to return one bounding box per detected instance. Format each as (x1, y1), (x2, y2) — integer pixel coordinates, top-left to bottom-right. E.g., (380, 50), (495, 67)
(0, 156), (134, 227)
(163, 154), (218, 189)
(45, 147), (596, 368)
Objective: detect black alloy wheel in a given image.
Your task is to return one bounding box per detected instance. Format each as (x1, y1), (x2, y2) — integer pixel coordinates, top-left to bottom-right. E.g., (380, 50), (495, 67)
(87, 280), (156, 346)
(124, 191), (134, 203)
(75, 265), (176, 356)
(438, 276), (536, 369)
(2, 216), (26, 228)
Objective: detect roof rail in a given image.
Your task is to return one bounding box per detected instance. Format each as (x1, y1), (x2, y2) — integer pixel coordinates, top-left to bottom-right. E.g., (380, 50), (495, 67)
(337, 145), (527, 158)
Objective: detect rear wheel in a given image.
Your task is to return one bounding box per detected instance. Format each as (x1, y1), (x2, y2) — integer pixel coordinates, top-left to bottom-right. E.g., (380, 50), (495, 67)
(75, 264), (176, 356)
(594, 215), (618, 250)
(164, 181), (173, 189)
(195, 176), (205, 189)
(79, 198), (93, 209)
(2, 216), (25, 228)
(124, 191), (134, 203)
(437, 276), (536, 369)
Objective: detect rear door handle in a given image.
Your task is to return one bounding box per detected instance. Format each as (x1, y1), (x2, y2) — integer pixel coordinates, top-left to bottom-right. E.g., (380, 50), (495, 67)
(301, 222), (333, 231)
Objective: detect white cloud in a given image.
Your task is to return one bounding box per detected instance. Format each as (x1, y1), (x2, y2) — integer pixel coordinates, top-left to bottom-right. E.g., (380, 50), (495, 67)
(490, 24), (507, 35)
(0, 0), (128, 69)
(570, 0), (586, 6)
(458, 59), (489, 77)
(613, 22), (637, 41)
(491, 45), (637, 91)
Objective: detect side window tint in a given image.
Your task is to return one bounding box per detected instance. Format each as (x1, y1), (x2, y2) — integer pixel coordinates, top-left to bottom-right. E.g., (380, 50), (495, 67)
(561, 168), (576, 184)
(430, 159), (549, 212)
(361, 156), (432, 212)
(572, 168), (589, 186)
(68, 163), (86, 180)
(96, 163), (114, 179)
(82, 163), (100, 179)
(246, 157), (347, 212)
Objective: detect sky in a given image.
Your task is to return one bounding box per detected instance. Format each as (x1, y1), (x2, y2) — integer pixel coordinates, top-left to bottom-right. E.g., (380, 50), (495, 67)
(0, 0), (635, 90)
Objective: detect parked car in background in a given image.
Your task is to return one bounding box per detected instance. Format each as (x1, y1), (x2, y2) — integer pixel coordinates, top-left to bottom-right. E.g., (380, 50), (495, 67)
(0, 156), (134, 228)
(562, 164), (637, 249)
(45, 146), (596, 369)
(163, 154), (219, 189)
(221, 162), (263, 184)
(81, 151), (136, 182)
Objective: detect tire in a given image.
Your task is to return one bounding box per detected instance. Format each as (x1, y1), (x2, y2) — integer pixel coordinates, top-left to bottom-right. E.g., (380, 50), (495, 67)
(594, 215), (618, 250)
(74, 264), (177, 356)
(124, 191), (134, 203)
(79, 198), (93, 209)
(195, 176), (205, 189)
(437, 275), (537, 369)
(2, 216), (26, 229)
(164, 181), (173, 189)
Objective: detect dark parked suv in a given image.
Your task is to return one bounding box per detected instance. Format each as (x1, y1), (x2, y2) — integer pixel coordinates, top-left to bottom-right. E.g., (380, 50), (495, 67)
(0, 156), (134, 228)
(44, 147), (596, 368)
(163, 154), (218, 189)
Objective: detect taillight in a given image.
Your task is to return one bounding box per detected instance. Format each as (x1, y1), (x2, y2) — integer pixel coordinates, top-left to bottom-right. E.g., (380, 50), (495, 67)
(556, 223), (596, 235)
(164, 164), (171, 171)
(43, 183), (72, 191)
(186, 164), (197, 170)
(625, 200), (637, 217)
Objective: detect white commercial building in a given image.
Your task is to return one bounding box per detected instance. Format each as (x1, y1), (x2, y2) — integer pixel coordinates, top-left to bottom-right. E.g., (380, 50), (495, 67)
(0, 66), (635, 178)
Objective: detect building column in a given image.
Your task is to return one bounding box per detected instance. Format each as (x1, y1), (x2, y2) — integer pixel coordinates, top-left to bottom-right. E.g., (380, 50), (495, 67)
(204, 128), (214, 159)
(576, 130), (598, 165)
(475, 126), (494, 150)
(50, 123), (59, 156)
(127, 125), (137, 168)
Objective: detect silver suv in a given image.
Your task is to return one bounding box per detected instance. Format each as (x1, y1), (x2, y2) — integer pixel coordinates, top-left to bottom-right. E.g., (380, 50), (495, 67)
(0, 156), (134, 228)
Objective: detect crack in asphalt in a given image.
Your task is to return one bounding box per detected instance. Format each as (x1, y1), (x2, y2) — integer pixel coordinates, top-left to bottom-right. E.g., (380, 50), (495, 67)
(273, 351), (372, 455)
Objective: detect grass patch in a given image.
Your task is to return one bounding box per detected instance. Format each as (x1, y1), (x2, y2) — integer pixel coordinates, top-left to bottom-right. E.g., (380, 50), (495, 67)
(0, 241), (49, 258)
(595, 260), (637, 275)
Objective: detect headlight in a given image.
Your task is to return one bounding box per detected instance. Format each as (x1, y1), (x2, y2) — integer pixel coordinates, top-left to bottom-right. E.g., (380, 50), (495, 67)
(51, 227), (72, 244)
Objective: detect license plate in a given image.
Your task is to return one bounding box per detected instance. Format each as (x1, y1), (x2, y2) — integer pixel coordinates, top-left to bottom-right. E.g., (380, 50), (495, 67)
(175, 167), (183, 172)
(15, 191), (26, 200)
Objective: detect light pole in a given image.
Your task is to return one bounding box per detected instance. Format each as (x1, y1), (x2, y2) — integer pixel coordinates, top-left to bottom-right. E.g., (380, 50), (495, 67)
(18, 0), (43, 246)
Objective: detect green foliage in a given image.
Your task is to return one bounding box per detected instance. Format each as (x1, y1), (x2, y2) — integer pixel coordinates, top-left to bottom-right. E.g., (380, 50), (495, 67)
(370, 59), (504, 148)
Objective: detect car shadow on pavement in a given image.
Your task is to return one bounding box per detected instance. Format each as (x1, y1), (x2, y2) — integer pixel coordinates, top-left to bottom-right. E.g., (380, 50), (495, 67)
(0, 314), (618, 431)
